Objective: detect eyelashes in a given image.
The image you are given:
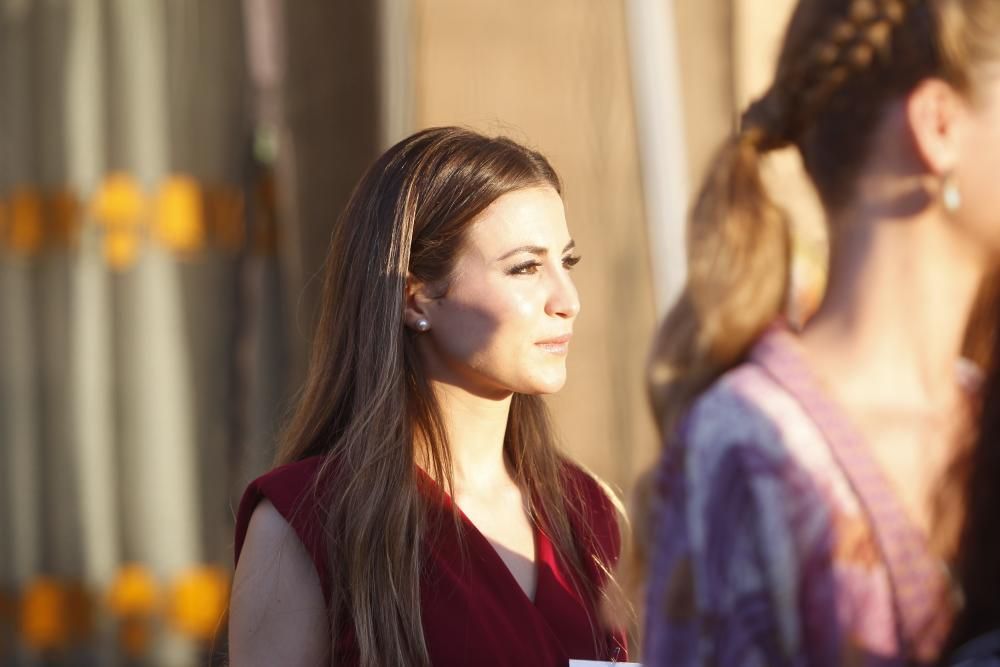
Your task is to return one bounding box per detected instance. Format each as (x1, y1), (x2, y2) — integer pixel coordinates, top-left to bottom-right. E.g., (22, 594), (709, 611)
(506, 254), (582, 276)
(507, 261), (541, 276)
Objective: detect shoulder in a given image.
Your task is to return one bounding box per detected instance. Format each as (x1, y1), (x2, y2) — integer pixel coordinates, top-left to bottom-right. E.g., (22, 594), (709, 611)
(680, 361), (835, 479)
(560, 461), (623, 518)
(685, 363), (790, 450)
(239, 498), (299, 550)
(681, 360), (847, 499)
(559, 460), (624, 563)
(665, 363), (836, 558)
(238, 456), (327, 520)
(234, 456), (330, 588)
(229, 499), (329, 666)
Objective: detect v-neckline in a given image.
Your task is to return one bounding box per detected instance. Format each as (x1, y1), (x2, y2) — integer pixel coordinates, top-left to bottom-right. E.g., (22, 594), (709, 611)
(749, 323), (956, 662)
(416, 467), (544, 606)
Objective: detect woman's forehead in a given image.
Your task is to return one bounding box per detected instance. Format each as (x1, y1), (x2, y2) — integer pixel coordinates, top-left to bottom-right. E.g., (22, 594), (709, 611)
(463, 188), (568, 254)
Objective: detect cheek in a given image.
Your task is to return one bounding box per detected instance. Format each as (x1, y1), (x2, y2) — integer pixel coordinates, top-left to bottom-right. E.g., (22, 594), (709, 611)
(509, 290), (537, 320)
(437, 308), (500, 362)
(486, 288), (544, 358)
(434, 285), (540, 366)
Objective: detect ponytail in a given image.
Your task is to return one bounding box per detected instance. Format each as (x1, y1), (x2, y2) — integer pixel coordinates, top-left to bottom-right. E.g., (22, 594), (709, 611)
(648, 127), (791, 440)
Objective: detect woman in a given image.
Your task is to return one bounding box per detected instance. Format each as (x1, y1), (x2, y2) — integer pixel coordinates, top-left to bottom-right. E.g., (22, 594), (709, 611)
(229, 127), (627, 666)
(640, 0), (1000, 665)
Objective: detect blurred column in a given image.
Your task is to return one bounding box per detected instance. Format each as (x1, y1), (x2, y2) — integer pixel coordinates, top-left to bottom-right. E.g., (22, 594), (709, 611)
(163, 0), (249, 572)
(224, 6), (294, 550)
(625, 0), (690, 317)
(672, 0), (737, 190)
(33, 1), (94, 663)
(0, 2), (43, 663)
(106, 0), (201, 663)
(377, 0), (414, 149)
(34, 0), (77, 583)
(277, 1), (380, 380)
(66, 0), (120, 663)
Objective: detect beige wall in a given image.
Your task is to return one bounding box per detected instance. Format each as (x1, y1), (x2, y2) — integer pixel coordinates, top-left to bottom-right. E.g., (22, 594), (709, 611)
(412, 0), (660, 494)
(673, 0), (735, 189)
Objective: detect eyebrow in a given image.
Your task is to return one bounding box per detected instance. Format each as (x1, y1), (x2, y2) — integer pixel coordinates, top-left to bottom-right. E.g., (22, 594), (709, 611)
(496, 240), (576, 262)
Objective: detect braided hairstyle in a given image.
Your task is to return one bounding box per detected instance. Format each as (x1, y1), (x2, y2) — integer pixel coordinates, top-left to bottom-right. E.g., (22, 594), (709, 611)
(634, 0), (1000, 641)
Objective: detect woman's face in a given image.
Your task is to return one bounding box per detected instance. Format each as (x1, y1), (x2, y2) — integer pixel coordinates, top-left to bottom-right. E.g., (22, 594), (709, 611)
(412, 186), (581, 399)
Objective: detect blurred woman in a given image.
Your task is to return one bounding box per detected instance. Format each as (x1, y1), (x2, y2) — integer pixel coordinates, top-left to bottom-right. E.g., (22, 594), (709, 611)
(228, 127), (626, 666)
(639, 0), (1000, 664)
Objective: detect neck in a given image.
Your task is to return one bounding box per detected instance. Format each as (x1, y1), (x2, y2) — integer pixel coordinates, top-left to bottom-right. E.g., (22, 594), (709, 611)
(423, 380), (514, 495)
(802, 205), (986, 411)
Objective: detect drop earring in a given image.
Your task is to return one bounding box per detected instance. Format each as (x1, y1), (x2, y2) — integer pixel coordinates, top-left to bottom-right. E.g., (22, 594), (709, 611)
(942, 173), (962, 213)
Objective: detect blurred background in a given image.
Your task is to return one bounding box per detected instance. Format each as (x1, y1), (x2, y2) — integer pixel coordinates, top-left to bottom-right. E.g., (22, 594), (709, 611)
(0, 0), (825, 664)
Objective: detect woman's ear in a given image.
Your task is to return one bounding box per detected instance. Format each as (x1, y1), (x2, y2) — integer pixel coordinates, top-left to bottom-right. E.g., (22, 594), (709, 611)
(906, 78), (967, 176)
(404, 273), (433, 332)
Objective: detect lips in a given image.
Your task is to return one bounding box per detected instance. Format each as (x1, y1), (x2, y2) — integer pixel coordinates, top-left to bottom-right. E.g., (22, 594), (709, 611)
(536, 333), (572, 354)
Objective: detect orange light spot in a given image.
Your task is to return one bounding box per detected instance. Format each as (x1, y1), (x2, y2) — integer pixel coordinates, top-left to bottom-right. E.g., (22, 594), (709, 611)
(155, 175), (204, 254)
(107, 564), (160, 618)
(92, 173), (145, 227)
(92, 174), (146, 270)
(19, 577), (68, 650)
(8, 189), (44, 255)
(167, 566), (230, 642)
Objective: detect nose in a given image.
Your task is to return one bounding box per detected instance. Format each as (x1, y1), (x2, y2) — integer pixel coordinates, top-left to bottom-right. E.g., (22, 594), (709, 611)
(546, 265), (580, 319)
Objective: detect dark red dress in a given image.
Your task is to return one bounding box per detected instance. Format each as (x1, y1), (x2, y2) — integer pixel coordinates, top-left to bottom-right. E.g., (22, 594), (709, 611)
(234, 456), (628, 665)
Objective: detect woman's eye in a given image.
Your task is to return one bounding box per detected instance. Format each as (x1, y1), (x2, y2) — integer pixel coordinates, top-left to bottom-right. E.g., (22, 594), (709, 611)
(508, 261), (542, 276)
(562, 254), (582, 270)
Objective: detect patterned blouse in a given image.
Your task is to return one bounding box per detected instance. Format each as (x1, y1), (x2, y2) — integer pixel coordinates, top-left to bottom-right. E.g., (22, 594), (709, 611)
(644, 325), (964, 666)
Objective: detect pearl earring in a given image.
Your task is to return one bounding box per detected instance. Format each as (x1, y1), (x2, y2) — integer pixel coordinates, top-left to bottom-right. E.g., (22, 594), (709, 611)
(416, 318), (430, 332)
(942, 173), (962, 213)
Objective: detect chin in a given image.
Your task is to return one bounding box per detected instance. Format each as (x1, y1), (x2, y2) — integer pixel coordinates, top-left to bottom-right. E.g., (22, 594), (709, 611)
(522, 373), (567, 395)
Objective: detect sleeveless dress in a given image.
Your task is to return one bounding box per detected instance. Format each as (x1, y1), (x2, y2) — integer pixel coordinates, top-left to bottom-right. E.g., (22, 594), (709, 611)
(235, 455), (628, 665)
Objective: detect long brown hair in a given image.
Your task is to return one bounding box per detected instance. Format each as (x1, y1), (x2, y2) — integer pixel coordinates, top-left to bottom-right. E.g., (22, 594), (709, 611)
(275, 127), (615, 666)
(948, 277), (1000, 652)
(632, 0), (1000, 605)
